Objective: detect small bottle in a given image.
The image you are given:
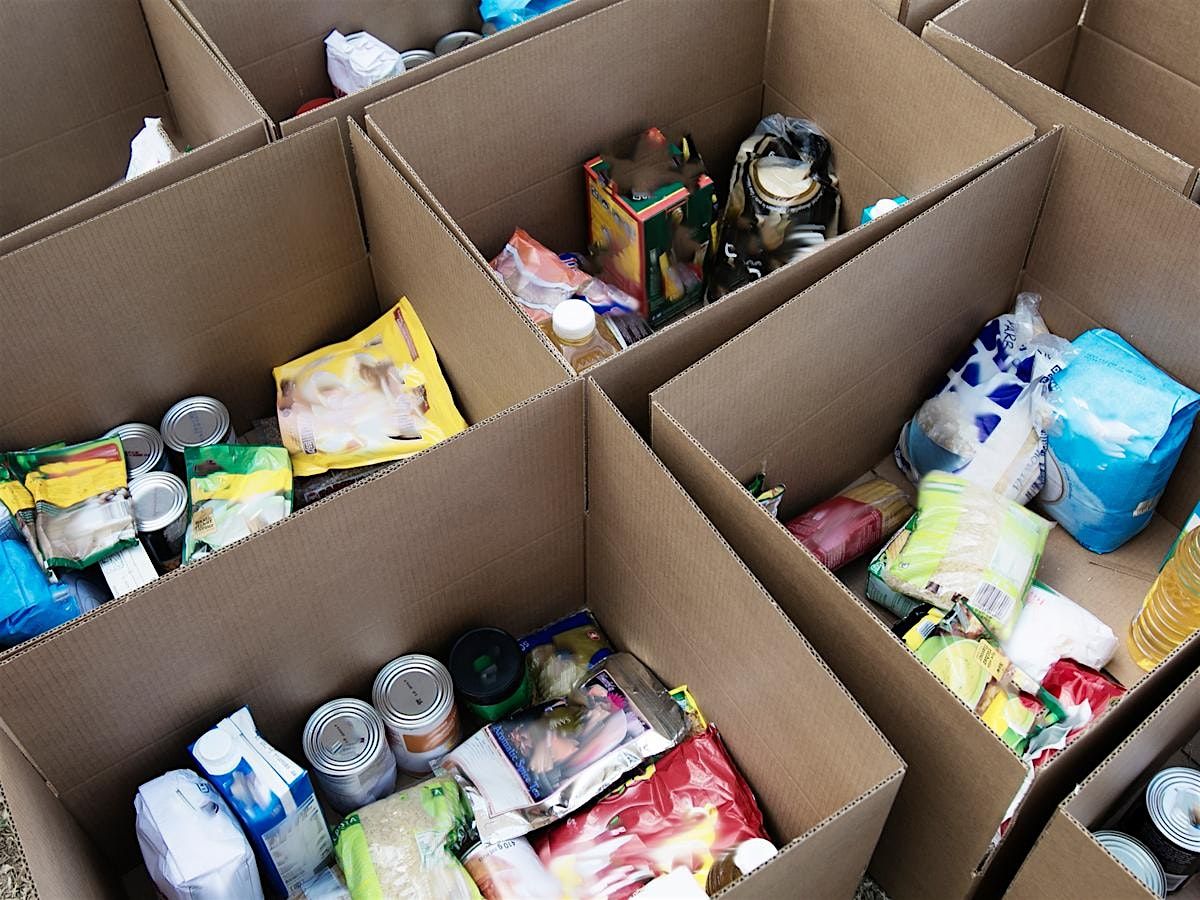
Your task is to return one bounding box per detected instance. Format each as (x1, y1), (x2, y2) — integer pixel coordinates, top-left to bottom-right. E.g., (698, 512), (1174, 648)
(1129, 527), (1200, 671)
(540, 299), (623, 373)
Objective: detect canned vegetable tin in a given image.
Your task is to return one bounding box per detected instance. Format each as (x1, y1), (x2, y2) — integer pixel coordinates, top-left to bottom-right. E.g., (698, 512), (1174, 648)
(399, 48), (435, 69)
(105, 423), (168, 478)
(1093, 831), (1167, 897)
(128, 472), (188, 570)
(1129, 767), (1200, 890)
(160, 396), (235, 453)
(434, 31), (483, 56)
(372, 654), (460, 776)
(303, 699), (397, 814)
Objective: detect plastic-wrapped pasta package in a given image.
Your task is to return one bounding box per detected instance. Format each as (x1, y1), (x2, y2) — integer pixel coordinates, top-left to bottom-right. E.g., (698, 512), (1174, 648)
(785, 477), (912, 571)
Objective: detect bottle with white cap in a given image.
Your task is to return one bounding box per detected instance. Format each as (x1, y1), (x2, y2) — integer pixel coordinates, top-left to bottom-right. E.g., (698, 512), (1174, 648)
(539, 298), (625, 373)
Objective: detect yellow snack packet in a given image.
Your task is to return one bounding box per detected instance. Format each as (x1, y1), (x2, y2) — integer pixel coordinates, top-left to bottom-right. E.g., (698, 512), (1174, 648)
(274, 298), (467, 476)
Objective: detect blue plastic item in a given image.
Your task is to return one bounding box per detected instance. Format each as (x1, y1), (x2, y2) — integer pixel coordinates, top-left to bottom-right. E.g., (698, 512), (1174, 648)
(1041, 329), (1200, 553)
(480, 0), (573, 31)
(0, 513), (82, 648)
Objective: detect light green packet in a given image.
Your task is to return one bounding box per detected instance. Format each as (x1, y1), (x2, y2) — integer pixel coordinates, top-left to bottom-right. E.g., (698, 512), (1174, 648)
(183, 445), (292, 563)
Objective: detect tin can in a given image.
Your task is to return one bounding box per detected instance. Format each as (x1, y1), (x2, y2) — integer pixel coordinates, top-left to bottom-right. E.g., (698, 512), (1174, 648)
(128, 472), (188, 570)
(1094, 831), (1167, 897)
(303, 699), (397, 814)
(105, 423), (169, 478)
(434, 31), (483, 56)
(462, 837), (559, 900)
(160, 396), (236, 454)
(449, 627), (531, 722)
(1127, 767), (1200, 891)
(399, 48), (435, 69)
(372, 654), (459, 776)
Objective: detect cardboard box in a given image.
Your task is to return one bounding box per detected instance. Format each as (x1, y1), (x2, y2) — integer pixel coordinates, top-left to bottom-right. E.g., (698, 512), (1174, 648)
(0, 0), (271, 255)
(1007, 665), (1200, 900)
(650, 126), (1200, 899)
(0, 379), (905, 899)
(924, 0), (1200, 199)
(362, 0), (1035, 430)
(172, 0), (617, 141)
(874, 0), (960, 33)
(0, 117), (567, 455)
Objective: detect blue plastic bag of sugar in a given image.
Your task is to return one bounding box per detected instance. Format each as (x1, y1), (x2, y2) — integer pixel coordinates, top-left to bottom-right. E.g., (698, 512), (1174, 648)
(1040, 329), (1200, 553)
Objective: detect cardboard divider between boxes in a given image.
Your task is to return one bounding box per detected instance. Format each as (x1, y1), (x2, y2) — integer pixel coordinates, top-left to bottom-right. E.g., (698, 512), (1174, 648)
(170, 0), (619, 142)
(649, 126), (1200, 899)
(1007, 662), (1200, 900)
(0, 0), (271, 256)
(924, 0), (1200, 199)
(360, 0), (1035, 431)
(0, 378), (906, 899)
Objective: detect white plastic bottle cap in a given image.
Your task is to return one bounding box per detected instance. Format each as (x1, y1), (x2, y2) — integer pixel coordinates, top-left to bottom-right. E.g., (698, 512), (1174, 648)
(552, 299), (597, 343)
(870, 198), (900, 217)
(193, 729), (241, 776)
(733, 838), (778, 873)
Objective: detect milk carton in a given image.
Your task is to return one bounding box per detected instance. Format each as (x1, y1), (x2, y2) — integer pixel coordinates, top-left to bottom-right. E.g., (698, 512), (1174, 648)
(191, 706), (333, 897)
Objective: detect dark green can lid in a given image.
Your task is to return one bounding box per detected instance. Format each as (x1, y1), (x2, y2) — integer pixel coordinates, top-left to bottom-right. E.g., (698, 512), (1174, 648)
(449, 627), (527, 709)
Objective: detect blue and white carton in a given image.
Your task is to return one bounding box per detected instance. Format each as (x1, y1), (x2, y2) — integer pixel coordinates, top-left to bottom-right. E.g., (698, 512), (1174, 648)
(191, 706), (333, 897)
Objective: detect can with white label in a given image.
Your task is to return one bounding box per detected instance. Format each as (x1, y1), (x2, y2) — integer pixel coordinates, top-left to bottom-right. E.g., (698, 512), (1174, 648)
(303, 699), (397, 814)
(128, 472), (188, 570)
(105, 423), (169, 478)
(371, 654), (459, 776)
(160, 396), (236, 454)
(1127, 767), (1200, 891)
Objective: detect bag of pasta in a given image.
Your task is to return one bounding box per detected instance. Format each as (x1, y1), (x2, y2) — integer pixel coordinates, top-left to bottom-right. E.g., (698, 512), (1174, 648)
(275, 298), (467, 476)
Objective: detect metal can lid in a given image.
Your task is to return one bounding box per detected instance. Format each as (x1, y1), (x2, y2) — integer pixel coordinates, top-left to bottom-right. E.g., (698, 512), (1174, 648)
(160, 396), (231, 451)
(303, 699), (387, 775)
(372, 654), (454, 727)
(128, 472), (188, 533)
(399, 49), (435, 68)
(105, 423), (165, 478)
(434, 31), (483, 56)
(1147, 768), (1200, 853)
(1094, 831), (1168, 896)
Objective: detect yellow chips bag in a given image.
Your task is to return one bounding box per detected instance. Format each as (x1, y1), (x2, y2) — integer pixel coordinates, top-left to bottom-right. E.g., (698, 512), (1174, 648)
(274, 298), (467, 476)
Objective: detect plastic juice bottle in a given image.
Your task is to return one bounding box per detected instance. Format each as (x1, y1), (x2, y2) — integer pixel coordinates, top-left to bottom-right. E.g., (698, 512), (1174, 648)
(540, 298), (623, 373)
(1129, 527), (1200, 671)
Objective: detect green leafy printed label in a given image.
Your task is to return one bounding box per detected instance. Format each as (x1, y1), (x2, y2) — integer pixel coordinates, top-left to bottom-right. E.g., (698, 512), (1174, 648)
(332, 813), (382, 900)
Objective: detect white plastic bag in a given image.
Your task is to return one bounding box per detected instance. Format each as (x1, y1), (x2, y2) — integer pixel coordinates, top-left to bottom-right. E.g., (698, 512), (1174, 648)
(135, 769), (265, 900)
(125, 117), (182, 180)
(1001, 581), (1117, 682)
(325, 30), (404, 95)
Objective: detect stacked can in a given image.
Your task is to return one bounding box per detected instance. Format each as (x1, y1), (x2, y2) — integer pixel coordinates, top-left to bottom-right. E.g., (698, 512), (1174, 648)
(105, 423), (170, 478)
(303, 699), (398, 814)
(372, 654), (460, 777)
(128, 472), (188, 571)
(1093, 831), (1167, 897)
(160, 396), (235, 457)
(1126, 767), (1200, 891)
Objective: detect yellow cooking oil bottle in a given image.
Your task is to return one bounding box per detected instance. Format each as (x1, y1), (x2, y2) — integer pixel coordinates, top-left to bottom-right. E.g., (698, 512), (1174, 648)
(540, 298), (624, 373)
(1129, 525), (1200, 671)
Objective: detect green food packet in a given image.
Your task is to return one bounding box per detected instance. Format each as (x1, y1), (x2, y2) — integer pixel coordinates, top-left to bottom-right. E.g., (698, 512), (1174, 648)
(183, 445), (292, 563)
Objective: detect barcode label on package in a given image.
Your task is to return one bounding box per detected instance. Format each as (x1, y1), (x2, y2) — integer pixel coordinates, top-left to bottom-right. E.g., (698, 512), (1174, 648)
(971, 581), (1015, 624)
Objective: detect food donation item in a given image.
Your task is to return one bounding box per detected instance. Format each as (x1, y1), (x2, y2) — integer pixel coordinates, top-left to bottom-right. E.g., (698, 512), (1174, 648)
(437, 652), (686, 841)
(861, 196), (908, 224)
(1026, 659), (1124, 768)
(896, 293), (1070, 504)
(744, 472), (785, 518)
(708, 114), (840, 300)
(491, 228), (639, 321)
(105, 422), (169, 478)
(128, 471), (188, 570)
(1041, 329), (1200, 553)
(540, 298), (626, 372)
(1092, 832), (1167, 898)
(275, 298), (467, 476)
(183, 445), (292, 563)
(136, 769), (265, 900)
(303, 699), (399, 814)
(882, 472), (1051, 640)
(480, 0), (573, 31)
(586, 128), (717, 328)
(0, 511), (84, 647)
(449, 627), (533, 722)
(785, 477), (912, 571)
(331, 777), (479, 900)
(519, 609), (614, 702)
(1124, 767), (1200, 892)
(325, 30), (404, 95)
(126, 117), (182, 180)
(535, 725), (771, 898)
(463, 837), (560, 900)
(160, 396), (236, 454)
(8, 438), (138, 569)
(1130, 510), (1200, 671)
(372, 654), (461, 776)
(1000, 581), (1118, 682)
(190, 707), (333, 897)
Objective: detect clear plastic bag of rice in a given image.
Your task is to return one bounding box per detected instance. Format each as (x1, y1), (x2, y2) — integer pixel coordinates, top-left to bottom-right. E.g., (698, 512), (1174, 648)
(331, 777), (480, 900)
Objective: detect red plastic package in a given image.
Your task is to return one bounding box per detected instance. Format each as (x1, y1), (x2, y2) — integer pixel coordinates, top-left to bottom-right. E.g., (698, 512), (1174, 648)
(533, 726), (769, 899)
(785, 478), (911, 571)
(1031, 658), (1125, 769)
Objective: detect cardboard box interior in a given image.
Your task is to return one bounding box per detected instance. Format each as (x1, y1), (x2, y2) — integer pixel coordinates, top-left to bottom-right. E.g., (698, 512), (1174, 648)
(362, 0), (1034, 429)
(925, 0), (1200, 197)
(1007, 667), (1200, 900)
(0, 379), (904, 899)
(175, 0), (616, 140)
(650, 127), (1200, 899)
(0, 0), (269, 255)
